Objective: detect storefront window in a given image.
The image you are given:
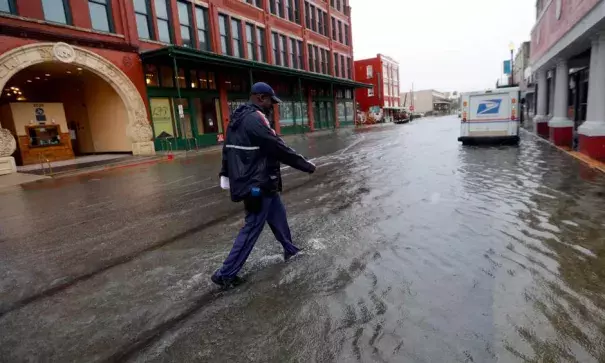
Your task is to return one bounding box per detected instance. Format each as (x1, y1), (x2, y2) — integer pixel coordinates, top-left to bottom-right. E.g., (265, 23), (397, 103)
(295, 101), (308, 125)
(176, 68), (187, 88)
(315, 102), (326, 127)
(344, 101), (354, 122)
(225, 74), (247, 93)
(208, 72), (216, 89)
(145, 65), (159, 87)
(196, 71), (208, 89)
(337, 102), (345, 122)
(279, 101), (295, 127)
(160, 66), (174, 88)
(150, 98), (176, 138)
(228, 99), (248, 115)
(190, 70), (198, 88)
(193, 97), (221, 134)
(326, 101), (334, 123)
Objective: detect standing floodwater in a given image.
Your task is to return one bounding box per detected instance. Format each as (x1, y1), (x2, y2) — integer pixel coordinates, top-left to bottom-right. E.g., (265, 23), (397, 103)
(1, 116), (605, 362)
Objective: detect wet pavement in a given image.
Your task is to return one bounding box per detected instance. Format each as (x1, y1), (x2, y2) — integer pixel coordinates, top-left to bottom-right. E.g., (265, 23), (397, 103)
(2, 116), (605, 362)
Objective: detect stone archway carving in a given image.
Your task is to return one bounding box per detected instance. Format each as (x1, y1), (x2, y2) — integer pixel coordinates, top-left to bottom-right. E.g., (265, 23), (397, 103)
(0, 42), (154, 157)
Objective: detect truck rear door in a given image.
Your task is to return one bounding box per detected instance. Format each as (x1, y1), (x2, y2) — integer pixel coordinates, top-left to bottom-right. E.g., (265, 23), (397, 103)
(468, 92), (511, 137)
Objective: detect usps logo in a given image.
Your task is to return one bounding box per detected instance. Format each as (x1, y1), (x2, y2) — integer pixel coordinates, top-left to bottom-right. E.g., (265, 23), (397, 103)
(477, 99), (502, 115)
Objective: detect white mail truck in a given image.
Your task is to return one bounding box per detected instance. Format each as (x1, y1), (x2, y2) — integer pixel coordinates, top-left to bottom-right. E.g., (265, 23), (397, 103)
(458, 87), (521, 145)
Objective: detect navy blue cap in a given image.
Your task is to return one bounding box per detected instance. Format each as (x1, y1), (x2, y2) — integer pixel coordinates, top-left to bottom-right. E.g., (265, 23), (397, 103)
(251, 82), (282, 104)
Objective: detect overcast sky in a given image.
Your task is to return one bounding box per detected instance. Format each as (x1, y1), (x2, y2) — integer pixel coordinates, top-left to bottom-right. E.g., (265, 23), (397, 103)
(350, 0), (536, 93)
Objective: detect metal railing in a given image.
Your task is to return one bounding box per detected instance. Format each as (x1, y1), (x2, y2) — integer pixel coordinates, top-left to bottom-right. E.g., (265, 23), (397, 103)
(37, 153), (53, 176)
(160, 137), (174, 153)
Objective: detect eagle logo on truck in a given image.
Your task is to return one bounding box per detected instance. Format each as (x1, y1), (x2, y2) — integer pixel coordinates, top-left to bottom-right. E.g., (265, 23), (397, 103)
(477, 99), (502, 115)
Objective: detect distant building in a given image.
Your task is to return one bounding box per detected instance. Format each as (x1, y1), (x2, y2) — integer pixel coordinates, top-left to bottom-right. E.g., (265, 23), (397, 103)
(354, 54), (400, 122)
(514, 42), (534, 120)
(400, 89), (452, 115)
(514, 42), (531, 90)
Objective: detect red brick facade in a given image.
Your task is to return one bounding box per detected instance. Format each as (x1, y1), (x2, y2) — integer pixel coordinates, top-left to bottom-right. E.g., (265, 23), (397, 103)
(0, 0), (360, 154)
(354, 54), (400, 113)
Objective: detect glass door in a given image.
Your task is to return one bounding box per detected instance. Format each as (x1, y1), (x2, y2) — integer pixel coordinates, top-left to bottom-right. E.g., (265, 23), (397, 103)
(192, 97), (223, 146)
(326, 101), (334, 127)
(314, 102), (322, 129)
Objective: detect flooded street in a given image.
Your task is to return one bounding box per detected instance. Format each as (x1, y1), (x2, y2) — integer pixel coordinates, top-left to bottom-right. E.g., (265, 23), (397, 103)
(2, 115), (605, 362)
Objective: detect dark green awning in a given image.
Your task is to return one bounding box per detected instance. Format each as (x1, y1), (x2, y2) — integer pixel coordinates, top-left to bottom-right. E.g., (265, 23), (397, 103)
(140, 46), (372, 89)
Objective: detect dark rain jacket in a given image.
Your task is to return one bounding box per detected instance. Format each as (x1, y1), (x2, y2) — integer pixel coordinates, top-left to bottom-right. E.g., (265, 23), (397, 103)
(220, 102), (316, 202)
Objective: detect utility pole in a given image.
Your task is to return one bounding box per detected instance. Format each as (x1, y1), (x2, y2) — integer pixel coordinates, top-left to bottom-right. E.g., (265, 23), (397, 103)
(509, 42), (515, 86)
(410, 82), (414, 122)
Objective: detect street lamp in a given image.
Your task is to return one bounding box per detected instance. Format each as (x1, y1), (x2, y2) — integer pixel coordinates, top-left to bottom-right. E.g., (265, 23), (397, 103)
(509, 42), (515, 86)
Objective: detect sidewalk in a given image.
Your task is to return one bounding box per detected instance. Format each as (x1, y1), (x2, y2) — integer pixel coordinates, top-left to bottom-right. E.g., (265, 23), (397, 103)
(522, 127), (605, 174)
(0, 123), (386, 187)
(0, 172), (49, 189)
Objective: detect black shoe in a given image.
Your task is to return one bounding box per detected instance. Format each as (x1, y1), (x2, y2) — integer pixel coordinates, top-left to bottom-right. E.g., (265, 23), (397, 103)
(284, 249), (300, 262)
(211, 273), (246, 289)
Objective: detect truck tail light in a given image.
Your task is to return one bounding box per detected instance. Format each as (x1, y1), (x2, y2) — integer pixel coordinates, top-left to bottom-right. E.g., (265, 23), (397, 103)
(462, 112), (467, 122)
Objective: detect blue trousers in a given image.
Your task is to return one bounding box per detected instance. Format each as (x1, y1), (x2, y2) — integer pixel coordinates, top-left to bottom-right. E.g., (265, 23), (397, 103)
(216, 194), (300, 279)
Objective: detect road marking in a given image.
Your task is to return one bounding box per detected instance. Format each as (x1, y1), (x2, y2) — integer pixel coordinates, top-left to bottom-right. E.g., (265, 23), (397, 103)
(158, 175), (195, 187)
(339, 134), (365, 155)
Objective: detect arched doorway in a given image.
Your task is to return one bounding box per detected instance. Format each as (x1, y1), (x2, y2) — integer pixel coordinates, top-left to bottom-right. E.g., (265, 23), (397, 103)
(0, 42), (154, 166)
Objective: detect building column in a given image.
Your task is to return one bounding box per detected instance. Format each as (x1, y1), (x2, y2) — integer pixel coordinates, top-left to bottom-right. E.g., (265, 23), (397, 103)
(307, 92), (315, 131)
(533, 69), (549, 136)
(0, 128), (17, 175)
(579, 32), (605, 160)
(548, 60), (574, 146)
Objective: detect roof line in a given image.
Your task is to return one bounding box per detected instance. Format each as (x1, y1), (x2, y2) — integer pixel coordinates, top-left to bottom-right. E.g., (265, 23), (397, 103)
(141, 46), (372, 88)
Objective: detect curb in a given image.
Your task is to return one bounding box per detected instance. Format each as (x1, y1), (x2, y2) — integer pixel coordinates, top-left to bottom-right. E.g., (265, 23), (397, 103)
(522, 128), (605, 174)
(28, 124), (391, 180)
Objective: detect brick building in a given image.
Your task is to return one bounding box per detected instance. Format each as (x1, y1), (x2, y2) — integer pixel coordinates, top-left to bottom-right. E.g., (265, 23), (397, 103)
(531, 0), (605, 159)
(0, 0), (367, 172)
(354, 54), (400, 122)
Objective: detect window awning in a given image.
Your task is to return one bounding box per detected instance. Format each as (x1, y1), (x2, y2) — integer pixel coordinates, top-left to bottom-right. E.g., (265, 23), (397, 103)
(140, 46), (372, 89)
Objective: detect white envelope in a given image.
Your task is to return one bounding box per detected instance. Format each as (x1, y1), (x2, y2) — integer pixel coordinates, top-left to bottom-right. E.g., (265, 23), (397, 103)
(220, 176), (230, 190)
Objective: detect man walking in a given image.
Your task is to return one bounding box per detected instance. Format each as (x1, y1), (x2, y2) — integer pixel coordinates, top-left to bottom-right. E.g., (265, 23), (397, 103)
(212, 82), (316, 288)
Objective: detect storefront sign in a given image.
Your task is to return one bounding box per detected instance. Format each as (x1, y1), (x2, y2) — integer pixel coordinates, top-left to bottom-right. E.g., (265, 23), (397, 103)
(150, 98), (175, 138)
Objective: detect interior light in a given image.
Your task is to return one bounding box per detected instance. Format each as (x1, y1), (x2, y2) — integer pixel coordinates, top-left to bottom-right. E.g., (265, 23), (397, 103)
(45, 73), (51, 77)
(146, 78), (151, 85)
(27, 80), (32, 83)
(66, 71), (71, 74)
(77, 67), (82, 71)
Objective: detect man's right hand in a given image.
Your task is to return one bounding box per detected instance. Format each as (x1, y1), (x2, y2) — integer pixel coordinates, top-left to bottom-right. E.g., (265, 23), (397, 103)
(307, 160), (316, 174)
